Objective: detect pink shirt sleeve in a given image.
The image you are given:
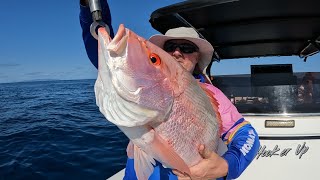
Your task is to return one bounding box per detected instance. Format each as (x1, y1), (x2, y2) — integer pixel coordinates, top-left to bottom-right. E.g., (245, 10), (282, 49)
(203, 83), (244, 137)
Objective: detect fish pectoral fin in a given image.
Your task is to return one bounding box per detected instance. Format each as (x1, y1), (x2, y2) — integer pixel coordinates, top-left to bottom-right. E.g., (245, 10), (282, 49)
(133, 145), (156, 180)
(150, 132), (191, 175)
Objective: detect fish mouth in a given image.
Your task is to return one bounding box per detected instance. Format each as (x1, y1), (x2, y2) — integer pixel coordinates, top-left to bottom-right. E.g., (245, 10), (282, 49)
(106, 24), (128, 56)
(99, 25), (147, 99)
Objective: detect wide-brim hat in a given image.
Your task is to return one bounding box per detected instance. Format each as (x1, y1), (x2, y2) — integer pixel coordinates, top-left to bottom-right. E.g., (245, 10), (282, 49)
(149, 27), (214, 74)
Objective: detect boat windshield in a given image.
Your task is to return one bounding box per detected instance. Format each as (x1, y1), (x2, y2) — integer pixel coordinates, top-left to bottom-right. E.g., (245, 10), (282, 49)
(212, 72), (320, 114)
(210, 53), (320, 115)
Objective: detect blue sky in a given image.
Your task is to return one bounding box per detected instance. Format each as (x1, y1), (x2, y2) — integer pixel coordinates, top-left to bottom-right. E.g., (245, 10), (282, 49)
(0, 0), (319, 83)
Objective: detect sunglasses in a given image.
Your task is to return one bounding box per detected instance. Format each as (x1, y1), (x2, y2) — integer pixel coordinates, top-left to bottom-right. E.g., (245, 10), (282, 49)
(163, 41), (199, 54)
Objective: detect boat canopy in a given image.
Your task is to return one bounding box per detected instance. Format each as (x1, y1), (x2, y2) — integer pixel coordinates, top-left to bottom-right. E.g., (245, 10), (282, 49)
(149, 0), (320, 61)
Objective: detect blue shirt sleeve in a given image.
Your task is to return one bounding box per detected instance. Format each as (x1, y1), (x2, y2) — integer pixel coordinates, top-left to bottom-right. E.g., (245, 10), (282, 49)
(79, 0), (114, 69)
(222, 123), (260, 179)
(124, 158), (137, 180)
(124, 159), (178, 180)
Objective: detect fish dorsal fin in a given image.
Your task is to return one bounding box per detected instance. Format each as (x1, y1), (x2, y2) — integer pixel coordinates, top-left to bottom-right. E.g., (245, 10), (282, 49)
(149, 130), (191, 175)
(133, 144), (156, 180)
(199, 83), (223, 134)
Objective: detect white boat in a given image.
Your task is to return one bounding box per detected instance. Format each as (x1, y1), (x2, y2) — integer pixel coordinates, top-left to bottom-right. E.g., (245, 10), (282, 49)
(108, 169), (125, 180)
(109, 0), (320, 179)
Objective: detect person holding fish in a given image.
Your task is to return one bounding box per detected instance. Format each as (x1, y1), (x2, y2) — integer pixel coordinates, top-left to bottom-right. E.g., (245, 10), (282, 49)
(80, 1), (260, 180)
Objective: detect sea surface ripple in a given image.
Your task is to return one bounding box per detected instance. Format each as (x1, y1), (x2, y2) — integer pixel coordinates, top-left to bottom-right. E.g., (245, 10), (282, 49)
(0, 80), (129, 180)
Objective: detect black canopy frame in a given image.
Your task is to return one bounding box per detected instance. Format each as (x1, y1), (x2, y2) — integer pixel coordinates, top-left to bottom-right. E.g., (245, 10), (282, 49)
(149, 0), (320, 75)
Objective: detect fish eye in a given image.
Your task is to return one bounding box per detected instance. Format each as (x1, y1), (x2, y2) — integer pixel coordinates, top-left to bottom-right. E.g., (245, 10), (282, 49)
(149, 53), (161, 66)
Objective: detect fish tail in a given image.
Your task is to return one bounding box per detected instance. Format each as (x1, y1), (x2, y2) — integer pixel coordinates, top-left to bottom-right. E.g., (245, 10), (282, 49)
(127, 140), (134, 158)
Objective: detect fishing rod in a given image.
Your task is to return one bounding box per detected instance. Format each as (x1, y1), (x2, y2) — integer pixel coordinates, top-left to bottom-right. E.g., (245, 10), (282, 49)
(88, 0), (110, 40)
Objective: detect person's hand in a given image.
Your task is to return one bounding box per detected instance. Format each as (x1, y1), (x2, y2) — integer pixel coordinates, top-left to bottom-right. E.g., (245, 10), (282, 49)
(173, 145), (228, 180)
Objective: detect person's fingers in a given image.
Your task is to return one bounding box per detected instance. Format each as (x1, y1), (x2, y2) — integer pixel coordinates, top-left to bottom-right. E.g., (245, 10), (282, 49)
(198, 144), (211, 159)
(172, 170), (191, 180)
(178, 176), (192, 180)
(172, 170), (186, 177)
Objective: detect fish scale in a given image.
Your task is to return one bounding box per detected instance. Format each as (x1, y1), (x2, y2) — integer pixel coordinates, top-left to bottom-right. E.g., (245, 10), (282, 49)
(156, 93), (218, 166)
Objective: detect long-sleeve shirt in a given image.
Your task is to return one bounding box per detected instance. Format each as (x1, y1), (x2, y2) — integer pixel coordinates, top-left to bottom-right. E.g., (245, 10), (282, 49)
(79, 0), (114, 69)
(79, 1), (260, 179)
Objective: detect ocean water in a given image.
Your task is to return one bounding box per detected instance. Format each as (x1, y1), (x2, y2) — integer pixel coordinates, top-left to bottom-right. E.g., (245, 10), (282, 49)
(0, 79), (129, 180)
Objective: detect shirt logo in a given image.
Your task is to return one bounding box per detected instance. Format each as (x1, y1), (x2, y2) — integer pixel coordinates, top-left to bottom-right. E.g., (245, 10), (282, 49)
(240, 130), (256, 156)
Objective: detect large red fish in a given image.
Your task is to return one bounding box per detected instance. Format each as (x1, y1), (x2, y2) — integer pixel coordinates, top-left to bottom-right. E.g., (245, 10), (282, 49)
(94, 24), (220, 180)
